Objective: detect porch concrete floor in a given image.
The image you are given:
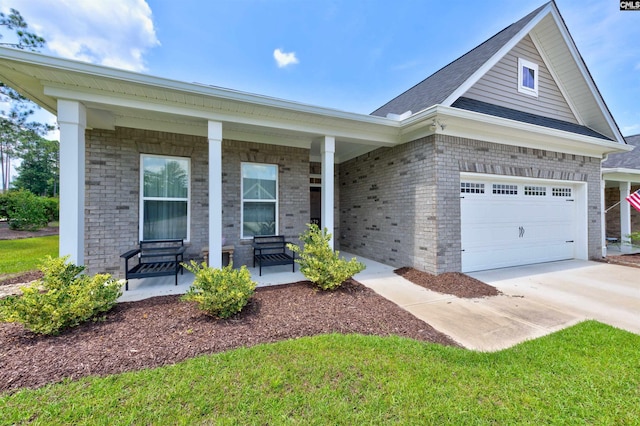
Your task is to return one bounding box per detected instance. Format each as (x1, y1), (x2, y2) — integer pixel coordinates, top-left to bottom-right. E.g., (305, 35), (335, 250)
(118, 254), (640, 352)
(118, 262), (306, 303)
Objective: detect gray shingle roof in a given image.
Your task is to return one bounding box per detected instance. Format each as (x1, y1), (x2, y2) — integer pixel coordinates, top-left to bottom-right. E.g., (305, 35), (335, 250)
(603, 134), (640, 169)
(452, 97), (612, 141)
(371, 3), (548, 118)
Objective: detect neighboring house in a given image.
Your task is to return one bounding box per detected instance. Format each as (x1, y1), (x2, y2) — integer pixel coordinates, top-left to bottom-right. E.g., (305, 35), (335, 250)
(0, 1), (630, 277)
(602, 134), (640, 251)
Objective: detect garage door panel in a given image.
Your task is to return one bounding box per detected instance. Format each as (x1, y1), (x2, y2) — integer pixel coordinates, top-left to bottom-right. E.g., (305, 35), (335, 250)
(460, 177), (578, 272)
(462, 241), (574, 271)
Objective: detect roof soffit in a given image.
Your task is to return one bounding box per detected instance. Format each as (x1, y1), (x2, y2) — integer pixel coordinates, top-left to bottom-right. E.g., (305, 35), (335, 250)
(0, 48), (401, 146)
(401, 105), (631, 158)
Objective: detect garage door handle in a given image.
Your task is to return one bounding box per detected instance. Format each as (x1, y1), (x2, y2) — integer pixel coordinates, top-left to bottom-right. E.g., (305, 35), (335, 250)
(519, 226), (525, 238)
(566, 240), (574, 243)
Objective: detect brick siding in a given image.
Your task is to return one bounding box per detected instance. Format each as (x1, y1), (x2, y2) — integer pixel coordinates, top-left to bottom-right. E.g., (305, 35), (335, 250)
(84, 127), (309, 277)
(339, 134), (603, 274)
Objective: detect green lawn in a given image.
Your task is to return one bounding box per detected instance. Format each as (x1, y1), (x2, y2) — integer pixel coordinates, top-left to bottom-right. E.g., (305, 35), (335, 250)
(1, 321), (638, 424)
(0, 235), (59, 275)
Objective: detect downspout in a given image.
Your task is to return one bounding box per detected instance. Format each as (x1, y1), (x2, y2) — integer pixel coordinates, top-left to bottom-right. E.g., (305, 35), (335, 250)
(601, 154), (608, 258)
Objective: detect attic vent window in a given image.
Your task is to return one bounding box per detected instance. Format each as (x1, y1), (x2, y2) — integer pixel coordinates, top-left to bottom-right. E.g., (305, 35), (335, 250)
(517, 58), (538, 97)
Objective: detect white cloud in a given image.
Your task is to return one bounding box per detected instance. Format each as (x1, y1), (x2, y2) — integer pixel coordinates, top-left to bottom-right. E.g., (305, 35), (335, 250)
(1, 0), (160, 72)
(273, 48), (299, 68)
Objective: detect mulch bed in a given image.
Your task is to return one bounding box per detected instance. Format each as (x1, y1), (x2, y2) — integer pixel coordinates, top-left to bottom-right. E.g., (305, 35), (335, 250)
(600, 253), (640, 269)
(394, 267), (501, 298)
(0, 270), (43, 287)
(0, 279), (460, 393)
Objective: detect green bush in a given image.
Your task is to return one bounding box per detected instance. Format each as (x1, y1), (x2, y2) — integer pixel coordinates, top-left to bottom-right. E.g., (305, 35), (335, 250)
(0, 256), (123, 335)
(288, 224), (365, 290)
(181, 261), (257, 318)
(0, 190), (48, 230)
(0, 192), (8, 220)
(43, 197), (60, 222)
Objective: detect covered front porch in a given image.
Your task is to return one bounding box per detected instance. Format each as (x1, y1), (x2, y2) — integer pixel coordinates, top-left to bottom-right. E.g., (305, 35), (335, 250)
(117, 252), (387, 302)
(602, 168), (640, 255)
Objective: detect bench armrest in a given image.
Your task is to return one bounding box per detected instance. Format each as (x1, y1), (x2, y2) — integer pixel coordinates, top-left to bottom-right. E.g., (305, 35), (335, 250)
(120, 248), (141, 259)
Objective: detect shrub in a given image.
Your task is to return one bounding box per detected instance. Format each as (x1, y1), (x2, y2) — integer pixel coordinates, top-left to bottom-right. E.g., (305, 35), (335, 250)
(0, 190), (48, 230)
(0, 256), (123, 335)
(43, 197), (60, 222)
(288, 224), (365, 291)
(0, 192), (9, 219)
(181, 261), (257, 318)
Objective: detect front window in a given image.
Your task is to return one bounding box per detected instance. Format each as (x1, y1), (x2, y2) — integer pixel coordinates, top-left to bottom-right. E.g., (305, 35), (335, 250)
(517, 58), (539, 97)
(140, 155), (190, 241)
(242, 163), (278, 238)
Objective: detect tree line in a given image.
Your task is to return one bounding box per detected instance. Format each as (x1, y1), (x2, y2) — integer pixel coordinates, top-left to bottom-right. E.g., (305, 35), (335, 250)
(0, 8), (58, 197)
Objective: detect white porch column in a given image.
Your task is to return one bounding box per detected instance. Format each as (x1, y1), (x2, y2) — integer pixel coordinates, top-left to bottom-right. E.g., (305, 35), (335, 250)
(321, 136), (335, 249)
(620, 181), (632, 254)
(57, 100), (86, 265)
(208, 121), (223, 268)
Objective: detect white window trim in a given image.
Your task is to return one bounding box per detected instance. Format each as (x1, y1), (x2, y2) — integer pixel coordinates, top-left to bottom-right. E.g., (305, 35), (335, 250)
(241, 162), (279, 239)
(139, 154), (191, 242)
(517, 57), (539, 97)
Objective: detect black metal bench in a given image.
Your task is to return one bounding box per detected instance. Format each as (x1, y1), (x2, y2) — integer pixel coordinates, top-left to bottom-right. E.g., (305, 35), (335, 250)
(120, 239), (186, 290)
(252, 235), (295, 276)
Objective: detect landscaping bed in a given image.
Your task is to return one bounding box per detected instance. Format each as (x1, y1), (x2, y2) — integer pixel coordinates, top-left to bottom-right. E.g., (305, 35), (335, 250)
(394, 267), (501, 298)
(0, 279), (460, 393)
(602, 253), (640, 268)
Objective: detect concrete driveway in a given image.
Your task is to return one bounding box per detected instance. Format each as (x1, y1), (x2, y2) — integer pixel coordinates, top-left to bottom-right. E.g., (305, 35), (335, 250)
(354, 257), (640, 352)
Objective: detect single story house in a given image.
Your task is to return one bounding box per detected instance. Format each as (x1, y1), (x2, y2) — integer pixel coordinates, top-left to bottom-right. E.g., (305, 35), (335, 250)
(603, 134), (640, 252)
(0, 1), (631, 277)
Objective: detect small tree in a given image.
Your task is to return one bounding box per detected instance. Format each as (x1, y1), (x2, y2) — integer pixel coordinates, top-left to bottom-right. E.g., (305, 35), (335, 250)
(12, 135), (59, 196)
(288, 224), (365, 290)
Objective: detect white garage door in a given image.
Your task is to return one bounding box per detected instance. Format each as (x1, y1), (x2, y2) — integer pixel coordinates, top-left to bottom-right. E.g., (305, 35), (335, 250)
(460, 176), (580, 272)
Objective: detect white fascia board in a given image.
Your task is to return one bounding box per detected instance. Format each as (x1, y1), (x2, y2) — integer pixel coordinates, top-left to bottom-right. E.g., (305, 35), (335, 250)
(537, 3), (625, 144)
(440, 3), (552, 107)
(432, 105), (632, 157)
(0, 47), (396, 127)
(43, 84), (399, 146)
(602, 168), (640, 183)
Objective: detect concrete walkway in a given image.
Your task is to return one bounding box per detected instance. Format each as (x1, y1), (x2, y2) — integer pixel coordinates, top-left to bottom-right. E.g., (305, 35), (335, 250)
(353, 256), (640, 352)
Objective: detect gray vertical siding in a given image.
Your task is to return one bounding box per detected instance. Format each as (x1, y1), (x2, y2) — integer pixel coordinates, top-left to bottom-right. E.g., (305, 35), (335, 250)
(463, 35), (577, 124)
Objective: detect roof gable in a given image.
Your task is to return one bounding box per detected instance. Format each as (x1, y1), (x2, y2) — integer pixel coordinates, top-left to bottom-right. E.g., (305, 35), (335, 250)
(462, 34), (578, 124)
(371, 3), (546, 118)
(372, 1), (625, 145)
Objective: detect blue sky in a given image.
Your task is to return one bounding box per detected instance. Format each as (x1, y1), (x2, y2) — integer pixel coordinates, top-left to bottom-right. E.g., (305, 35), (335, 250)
(3, 0), (640, 136)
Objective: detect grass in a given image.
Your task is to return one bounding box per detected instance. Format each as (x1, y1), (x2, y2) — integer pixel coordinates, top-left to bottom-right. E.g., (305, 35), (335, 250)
(1, 321), (639, 424)
(0, 235), (59, 275)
